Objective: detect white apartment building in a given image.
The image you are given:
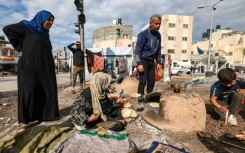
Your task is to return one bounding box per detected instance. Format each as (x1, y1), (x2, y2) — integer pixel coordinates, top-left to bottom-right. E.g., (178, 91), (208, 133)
(142, 15), (194, 67)
(52, 48), (67, 72)
(193, 27), (245, 71)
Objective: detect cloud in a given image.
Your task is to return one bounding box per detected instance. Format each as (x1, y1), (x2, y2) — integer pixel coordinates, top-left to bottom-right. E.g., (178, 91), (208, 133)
(0, 0), (244, 50)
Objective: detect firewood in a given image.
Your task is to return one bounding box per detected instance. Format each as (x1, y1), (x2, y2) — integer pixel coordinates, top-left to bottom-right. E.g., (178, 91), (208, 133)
(225, 110), (229, 125)
(221, 141), (245, 150)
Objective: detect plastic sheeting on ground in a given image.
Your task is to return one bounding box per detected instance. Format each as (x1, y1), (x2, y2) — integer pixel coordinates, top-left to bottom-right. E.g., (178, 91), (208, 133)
(50, 130), (130, 153)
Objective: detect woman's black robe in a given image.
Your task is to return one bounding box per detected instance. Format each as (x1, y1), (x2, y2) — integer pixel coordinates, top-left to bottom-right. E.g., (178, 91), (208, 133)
(3, 22), (60, 124)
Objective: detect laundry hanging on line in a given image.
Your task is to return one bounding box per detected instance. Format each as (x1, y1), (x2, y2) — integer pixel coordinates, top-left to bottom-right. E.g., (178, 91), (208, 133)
(86, 49), (104, 73)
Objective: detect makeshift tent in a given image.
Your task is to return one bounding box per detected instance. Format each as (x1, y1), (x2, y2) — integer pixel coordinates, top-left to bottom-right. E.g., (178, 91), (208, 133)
(85, 47), (133, 81)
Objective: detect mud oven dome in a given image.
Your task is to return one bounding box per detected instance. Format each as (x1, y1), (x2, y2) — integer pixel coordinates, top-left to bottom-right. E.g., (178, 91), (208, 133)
(143, 90), (206, 132)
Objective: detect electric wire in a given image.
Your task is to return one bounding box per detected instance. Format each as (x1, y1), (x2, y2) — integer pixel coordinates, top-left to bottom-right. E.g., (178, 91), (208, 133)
(0, 4), (75, 31)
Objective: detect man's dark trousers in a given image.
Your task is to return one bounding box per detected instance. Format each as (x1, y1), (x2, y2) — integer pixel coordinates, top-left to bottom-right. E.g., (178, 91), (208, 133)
(138, 59), (155, 102)
(213, 92), (244, 120)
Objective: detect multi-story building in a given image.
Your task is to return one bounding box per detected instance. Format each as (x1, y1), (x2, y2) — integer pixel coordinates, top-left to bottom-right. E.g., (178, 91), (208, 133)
(0, 35), (20, 75)
(192, 25), (245, 71)
(52, 48), (68, 73)
(92, 19), (133, 48)
(141, 15), (194, 67)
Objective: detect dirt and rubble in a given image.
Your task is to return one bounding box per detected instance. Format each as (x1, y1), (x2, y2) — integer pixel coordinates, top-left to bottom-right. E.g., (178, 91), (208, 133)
(0, 75), (245, 153)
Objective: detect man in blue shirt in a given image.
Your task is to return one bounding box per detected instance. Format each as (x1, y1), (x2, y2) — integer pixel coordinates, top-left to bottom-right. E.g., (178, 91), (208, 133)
(210, 68), (245, 125)
(135, 14), (163, 111)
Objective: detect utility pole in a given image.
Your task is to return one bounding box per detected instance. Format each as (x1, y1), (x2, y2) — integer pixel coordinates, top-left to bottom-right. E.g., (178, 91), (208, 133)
(79, 15), (85, 50)
(57, 51), (59, 74)
(74, 0), (86, 87)
(198, 0), (224, 76)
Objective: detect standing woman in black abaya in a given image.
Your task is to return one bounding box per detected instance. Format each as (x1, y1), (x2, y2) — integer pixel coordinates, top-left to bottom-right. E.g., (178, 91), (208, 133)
(3, 10), (60, 132)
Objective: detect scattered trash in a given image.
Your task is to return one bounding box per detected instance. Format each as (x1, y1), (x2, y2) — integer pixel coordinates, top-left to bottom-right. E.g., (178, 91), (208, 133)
(197, 131), (214, 138)
(146, 141), (188, 153)
(6, 117), (12, 123)
(2, 103), (8, 106)
(180, 77), (206, 89)
(191, 78), (205, 84)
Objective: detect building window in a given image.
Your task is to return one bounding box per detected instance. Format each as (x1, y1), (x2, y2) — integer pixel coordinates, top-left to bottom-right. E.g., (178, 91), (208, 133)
(183, 24), (188, 28)
(182, 37), (188, 41)
(215, 53), (219, 56)
(173, 62), (179, 67)
(211, 44), (213, 47)
(182, 60), (188, 62)
(123, 34), (128, 39)
(168, 49), (175, 54)
(169, 23), (176, 28)
(182, 50), (187, 53)
(168, 36), (175, 41)
(229, 52), (233, 56)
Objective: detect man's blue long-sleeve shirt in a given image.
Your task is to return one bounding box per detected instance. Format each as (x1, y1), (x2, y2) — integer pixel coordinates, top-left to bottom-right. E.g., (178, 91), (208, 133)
(135, 27), (162, 65)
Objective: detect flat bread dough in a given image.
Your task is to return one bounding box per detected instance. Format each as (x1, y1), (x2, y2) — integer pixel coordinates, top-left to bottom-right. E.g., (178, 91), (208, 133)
(148, 102), (159, 108)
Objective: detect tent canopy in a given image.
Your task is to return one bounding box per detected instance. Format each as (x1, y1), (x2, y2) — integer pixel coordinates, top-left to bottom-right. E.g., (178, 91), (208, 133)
(86, 47), (132, 56)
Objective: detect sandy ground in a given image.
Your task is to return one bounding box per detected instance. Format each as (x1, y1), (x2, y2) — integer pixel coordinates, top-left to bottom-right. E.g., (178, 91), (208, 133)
(0, 75), (245, 153)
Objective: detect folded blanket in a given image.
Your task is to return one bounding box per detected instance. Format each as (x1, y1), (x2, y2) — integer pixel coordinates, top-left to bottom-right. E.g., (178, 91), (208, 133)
(0, 125), (75, 153)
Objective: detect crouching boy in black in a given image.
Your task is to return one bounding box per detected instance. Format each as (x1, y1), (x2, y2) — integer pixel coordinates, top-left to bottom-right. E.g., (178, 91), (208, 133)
(210, 68), (245, 125)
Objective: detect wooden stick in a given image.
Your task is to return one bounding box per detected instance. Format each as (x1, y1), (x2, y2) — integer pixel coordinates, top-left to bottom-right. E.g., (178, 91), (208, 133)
(234, 133), (245, 138)
(221, 140), (245, 150)
(225, 110), (229, 125)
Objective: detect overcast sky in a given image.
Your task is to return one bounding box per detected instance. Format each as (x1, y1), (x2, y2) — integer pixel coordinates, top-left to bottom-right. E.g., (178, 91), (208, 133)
(0, 0), (244, 50)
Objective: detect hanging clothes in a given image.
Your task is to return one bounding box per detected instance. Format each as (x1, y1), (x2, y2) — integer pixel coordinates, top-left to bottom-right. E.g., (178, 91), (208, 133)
(91, 54), (104, 73)
(114, 57), (127, 74)
(86, 49), (104, 73)
(105, 58), (114, 70)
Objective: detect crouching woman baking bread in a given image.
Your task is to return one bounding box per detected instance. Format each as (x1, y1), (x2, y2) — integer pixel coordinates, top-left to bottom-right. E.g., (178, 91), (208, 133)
(70, 72), (126, 131)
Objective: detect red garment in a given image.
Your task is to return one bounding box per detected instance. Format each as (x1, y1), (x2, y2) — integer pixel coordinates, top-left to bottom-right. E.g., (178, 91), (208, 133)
(155, 62), (163, 81)
(86, 49), (104, 73)
(91, 54), (104, 73)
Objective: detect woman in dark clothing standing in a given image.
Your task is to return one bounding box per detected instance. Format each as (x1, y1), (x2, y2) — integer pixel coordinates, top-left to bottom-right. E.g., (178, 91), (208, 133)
(3, 10), (60, 131)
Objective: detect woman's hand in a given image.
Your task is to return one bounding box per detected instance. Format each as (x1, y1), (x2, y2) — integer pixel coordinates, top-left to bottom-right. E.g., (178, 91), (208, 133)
(89, 113), (100, 122)
(108, 93), (119, 100)
(116, 97), (125, 104)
